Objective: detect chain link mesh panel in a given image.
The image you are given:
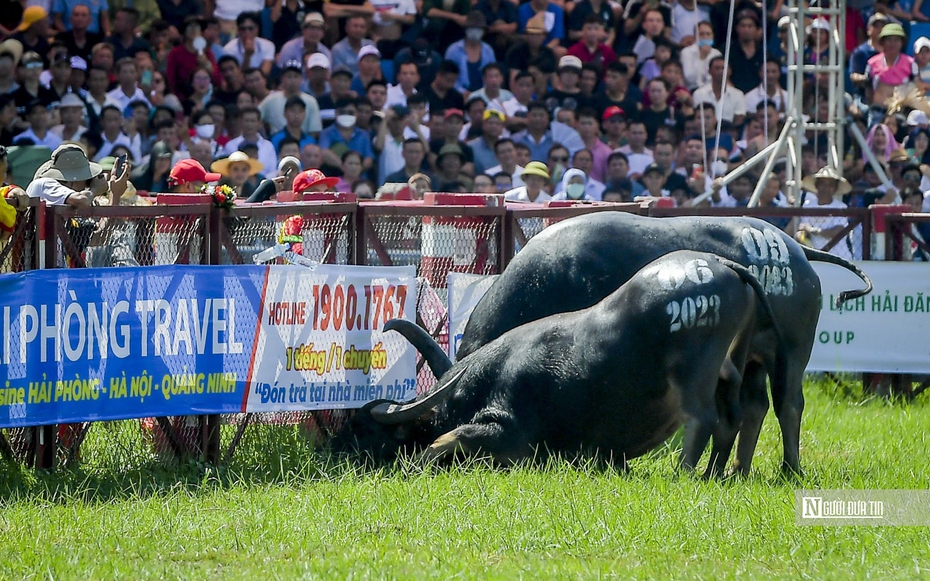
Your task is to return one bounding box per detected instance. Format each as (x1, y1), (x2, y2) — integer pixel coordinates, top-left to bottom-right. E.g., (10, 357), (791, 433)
(362, 210), (502, 396)
(47, 206), (211, 268)
(0, 203), (40, 464)
(213, 205), (356, 465)
(796, 214), (865, 260)
(216, 205), (355, 265)
(885, 215), (930, 262)
(31, 205), (212, 469)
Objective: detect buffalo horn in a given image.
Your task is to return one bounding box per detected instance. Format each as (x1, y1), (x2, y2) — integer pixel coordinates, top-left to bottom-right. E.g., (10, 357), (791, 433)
(369, 367), (468, 425)
(383, 319), (453, 378)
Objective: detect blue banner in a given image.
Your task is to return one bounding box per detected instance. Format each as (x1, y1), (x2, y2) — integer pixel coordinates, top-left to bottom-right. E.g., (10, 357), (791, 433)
(0, 264), (417, 428)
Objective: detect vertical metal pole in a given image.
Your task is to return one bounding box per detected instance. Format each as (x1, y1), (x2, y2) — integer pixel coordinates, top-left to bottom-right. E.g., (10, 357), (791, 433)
(837, 6), (846, 175)
(786, 1), (803, 203)
(827, 8), (839, 170)
(204, 206), (221, 464)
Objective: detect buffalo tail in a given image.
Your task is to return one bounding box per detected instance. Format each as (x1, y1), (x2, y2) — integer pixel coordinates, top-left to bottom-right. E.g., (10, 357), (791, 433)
(801, 247), (874, 308)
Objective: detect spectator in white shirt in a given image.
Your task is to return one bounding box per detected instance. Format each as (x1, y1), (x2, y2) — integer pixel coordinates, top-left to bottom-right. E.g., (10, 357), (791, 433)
(744, 58), (789, 114)
(50, 93), (88, 142)
(385, 61), (419, 109)
(680, 21), (720, 90)
(95, 105), (135, 161)
(223, 12), (275, 76)
(106, 57), (151, 111)
(222, 106), (278, 177)
(14, 101), (63, 150)
(692, 55), (747, 125)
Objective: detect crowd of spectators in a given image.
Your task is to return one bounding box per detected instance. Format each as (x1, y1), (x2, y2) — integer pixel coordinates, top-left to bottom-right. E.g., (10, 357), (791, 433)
(0, 0), (928, 236)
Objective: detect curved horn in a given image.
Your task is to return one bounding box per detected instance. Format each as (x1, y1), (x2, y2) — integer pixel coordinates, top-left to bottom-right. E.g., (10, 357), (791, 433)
(384, 318), (453, 378)
(369, 367), (468, 425)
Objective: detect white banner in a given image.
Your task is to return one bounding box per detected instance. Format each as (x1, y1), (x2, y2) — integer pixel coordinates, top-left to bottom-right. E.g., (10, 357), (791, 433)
(245, 264), (418, 412)
(447, 272), (499, 360)
(448, 263), (930, 373)
(808, 261), (930, 373)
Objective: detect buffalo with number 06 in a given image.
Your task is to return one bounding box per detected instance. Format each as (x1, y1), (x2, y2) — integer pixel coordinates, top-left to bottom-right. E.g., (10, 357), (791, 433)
(335, 251), (782, 468)
(370, 213), (873, 476)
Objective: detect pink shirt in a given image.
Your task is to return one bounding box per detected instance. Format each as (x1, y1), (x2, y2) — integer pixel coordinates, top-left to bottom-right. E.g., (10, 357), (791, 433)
(866, 53), (918, 88)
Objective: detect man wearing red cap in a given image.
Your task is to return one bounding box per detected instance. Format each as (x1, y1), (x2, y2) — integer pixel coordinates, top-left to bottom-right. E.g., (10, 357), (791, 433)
(168, 158), (222, 193)
(292, 169), (338, 194)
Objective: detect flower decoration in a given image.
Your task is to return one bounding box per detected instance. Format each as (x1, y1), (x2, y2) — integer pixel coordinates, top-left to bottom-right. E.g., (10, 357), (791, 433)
(202, 183), (237, 209)
(279, 215), (304, 255)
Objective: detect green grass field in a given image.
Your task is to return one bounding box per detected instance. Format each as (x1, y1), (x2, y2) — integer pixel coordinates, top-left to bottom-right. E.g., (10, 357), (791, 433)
(1, 379), (928, 579)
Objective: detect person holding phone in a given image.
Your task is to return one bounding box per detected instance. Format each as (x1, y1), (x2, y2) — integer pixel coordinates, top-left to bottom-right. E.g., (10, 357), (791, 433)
(27, 144), (130, 208)
(243, 155), (303, 202)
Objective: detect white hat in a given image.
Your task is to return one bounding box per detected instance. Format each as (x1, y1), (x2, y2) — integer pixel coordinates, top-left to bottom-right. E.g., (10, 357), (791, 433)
(305, 52), (330, 70)
(558, 55), (583, 71)
(915, 36), (930, 53)
(59, 93), (84, 108)
(0, 38), (23, 67)
(806, 18), (830, 34)
(907, 109), (929, 126)
(357, 44), (381, 62)
(302, 12), (324, 26)
(278, 155), (301, 172)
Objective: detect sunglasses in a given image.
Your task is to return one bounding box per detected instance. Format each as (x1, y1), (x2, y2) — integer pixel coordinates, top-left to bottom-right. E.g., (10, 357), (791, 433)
(238, 25), (257, 31)
(551, 156), (569, 163)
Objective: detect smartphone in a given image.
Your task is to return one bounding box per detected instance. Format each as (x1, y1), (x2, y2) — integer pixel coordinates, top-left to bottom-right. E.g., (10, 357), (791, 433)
(113, 154), (128, 177)
(283, 165), (296, 179)
(141, 70), (153, 86)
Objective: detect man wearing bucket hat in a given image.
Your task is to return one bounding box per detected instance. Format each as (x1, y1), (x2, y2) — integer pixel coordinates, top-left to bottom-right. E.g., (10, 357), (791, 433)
(26, 143), (129, 207)
(860, 23), (917, 107)
(504, 160), (552, 203)
(797, 166), (854, 259)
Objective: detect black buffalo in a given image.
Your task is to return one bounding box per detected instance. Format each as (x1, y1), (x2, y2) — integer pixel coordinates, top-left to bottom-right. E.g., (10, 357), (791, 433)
(337, 251), (782, 468)
(398, 213), (872, 475)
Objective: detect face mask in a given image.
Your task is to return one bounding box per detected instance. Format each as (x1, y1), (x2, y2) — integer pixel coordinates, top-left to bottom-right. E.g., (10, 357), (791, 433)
(711, 160), (728, 176)
(195, 124), (214, 139)
(466, 28), (484, 42)
(566, 182), (585, 199)
(698, 39), (714, 48)
(336, 114), (356, 128)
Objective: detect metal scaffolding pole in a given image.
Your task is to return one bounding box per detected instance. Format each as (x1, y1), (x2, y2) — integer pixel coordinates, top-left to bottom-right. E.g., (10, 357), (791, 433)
(734, 0), (846, 206)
